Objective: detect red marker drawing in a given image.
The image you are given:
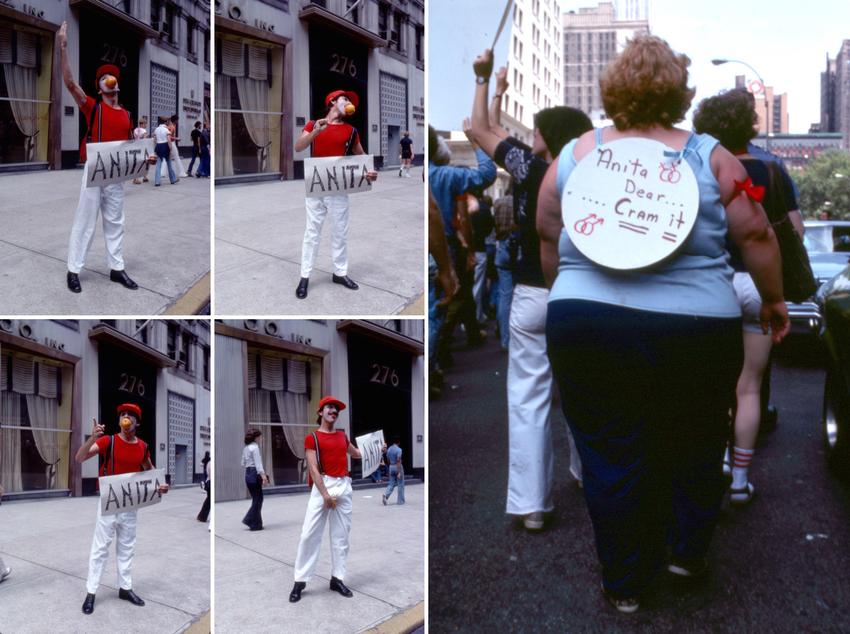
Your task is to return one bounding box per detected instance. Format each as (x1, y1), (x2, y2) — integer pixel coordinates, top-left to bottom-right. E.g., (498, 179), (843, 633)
(658, 162), (681, 184)
(574, 214), (604, 236)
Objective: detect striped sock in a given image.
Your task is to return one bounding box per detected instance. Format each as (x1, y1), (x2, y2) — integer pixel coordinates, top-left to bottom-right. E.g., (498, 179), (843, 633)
(731, 446), (755, 489)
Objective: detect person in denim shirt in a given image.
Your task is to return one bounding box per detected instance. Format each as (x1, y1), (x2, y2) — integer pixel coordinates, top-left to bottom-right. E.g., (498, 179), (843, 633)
(382, 437), (405, 505)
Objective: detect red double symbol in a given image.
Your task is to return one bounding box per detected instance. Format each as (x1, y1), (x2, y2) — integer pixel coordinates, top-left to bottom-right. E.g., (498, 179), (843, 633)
(658, 162), (681, 184)
(574, 213), (604, 236)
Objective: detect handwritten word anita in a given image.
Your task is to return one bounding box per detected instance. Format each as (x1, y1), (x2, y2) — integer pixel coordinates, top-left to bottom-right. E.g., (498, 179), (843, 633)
(89, 149), (152, 183)
(596, 148), (648, 179)
(308, 164), (370, 194)
(103, 474), (163, 512)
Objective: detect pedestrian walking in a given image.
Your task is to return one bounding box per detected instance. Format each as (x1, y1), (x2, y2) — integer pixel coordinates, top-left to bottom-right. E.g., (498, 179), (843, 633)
(74, 404), (170, 615)
(187, 121), (202, 176)
(535, 35), (789, 613)
(289, 396), (363, 603)
(197, 122), (211, 178)
(293, 90), (378, 299)
(131, 117), (149, 185)
(153, 116), (177, 187)
(58, 21), (141, 294)
(197, 451), (211, 522)
(242, 429), (268, 531)
(381, 437), (405, 505)
(399, 130), (414, 177)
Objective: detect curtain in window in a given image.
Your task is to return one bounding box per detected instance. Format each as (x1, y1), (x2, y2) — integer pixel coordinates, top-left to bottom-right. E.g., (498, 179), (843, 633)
(274, 390), (310, 483)
(1, 391), (23, 492)
(215, 74), (233, 177)
(2, 33), (39, 162)
(38, 364), (58, 399)
(247, 388), (276, 485)
(25, 394), (59, 488)
(247, 352), (257, 389)
(220, 39), (244, 77)
(260, 354), (283, 391)
(235, 76), (271, 173)
(286, 359), (307, 394)
(11, 356), (34, 394)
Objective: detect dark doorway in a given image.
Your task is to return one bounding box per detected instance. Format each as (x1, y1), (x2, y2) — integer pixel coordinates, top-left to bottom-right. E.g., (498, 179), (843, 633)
(308, 25), (368, 153)
(77, 8), (141, 141)
(96, 342), (157, 449)
(346, 334), (412, 477)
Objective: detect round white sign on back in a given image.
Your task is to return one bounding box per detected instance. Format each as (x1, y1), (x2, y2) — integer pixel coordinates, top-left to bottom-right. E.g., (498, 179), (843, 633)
(562, 137), (700, 270)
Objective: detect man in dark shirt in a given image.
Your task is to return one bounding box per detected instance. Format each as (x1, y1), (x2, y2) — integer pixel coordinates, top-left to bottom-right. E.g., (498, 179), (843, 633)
(468, 48), (592, 531)
(399, 131), (414, 177)
(188, 121), (202, 176)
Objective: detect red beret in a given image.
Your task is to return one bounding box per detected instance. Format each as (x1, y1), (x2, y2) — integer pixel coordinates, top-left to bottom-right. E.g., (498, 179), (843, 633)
(95, 64), (120, 84)
(317, 396), (346, 413)
(117, 403), (141, 420)
(325, 90), (359, 109)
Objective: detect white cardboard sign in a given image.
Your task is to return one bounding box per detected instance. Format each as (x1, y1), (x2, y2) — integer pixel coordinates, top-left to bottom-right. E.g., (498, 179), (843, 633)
(562, 138), (699, 269)
(85, 139), (155, 188)
(304, 155), (374, 198)
(99, 468), (165, 516)
(355, 429), (385, 478)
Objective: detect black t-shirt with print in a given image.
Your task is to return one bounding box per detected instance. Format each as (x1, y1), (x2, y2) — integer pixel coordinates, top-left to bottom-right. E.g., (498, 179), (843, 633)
(494, 137), (550, 288)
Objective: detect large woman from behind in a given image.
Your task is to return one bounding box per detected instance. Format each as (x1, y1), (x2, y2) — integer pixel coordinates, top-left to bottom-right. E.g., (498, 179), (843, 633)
(693, 89), (800, 506)
(536, 35), (789, 613)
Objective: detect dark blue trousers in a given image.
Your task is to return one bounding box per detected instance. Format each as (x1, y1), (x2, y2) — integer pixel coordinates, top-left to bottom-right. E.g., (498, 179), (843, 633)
(546, 300), (742, 599)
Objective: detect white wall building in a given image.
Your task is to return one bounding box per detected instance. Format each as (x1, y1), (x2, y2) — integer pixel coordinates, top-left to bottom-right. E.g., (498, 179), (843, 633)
(502, 0), (564, 131)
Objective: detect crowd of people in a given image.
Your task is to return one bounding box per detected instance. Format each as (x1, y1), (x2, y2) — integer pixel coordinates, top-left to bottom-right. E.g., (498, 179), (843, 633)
(429, 34), (800, 613)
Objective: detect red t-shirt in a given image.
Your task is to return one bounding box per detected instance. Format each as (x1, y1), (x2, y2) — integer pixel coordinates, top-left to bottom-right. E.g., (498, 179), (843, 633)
(303, 120), (358, 158)
(304, 430), (349, 477)
(96, 434), (149, 476)
(79, 96), (133, 161)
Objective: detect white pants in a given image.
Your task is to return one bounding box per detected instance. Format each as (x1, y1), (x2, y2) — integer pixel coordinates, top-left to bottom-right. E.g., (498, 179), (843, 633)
(293, 476), (352, 582)
(86, 505), (137, 594)
(506, 284), (582, 515)
(300, 195), (350, 278)
(67, 164), (126, 273)
(160, 141), (186, 178)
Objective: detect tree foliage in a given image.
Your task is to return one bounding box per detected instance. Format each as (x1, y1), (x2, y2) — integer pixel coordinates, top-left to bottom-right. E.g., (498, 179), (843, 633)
(795, 150), (850, 220)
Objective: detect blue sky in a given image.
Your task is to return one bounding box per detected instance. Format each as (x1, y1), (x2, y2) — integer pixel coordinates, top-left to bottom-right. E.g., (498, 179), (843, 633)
(429, 0), (850, 133)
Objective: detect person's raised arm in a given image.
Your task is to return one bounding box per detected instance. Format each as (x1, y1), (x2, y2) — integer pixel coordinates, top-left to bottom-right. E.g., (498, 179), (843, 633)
(714, 146), (789, 343)
(75, 418), (104, 463)
(57, 22), (86, 107)
(468, 49), (505, 158)
(536, 159), (563, 288)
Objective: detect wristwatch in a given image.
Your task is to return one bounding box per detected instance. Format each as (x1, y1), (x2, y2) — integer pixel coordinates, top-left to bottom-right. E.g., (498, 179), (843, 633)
(476, 76), (488, 85)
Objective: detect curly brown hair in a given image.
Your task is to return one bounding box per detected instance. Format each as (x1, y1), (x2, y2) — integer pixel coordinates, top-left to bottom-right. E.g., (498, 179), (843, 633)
(692, 89), (758, 152)
(600, 34), (695, 130)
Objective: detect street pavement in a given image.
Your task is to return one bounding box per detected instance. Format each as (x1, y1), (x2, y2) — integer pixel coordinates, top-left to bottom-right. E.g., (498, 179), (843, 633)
(0, 486), (210, 633)
(214, 482), (424, 633)
(429, 326), (850, 631)
(214, 168), (425, 316)
(0, 169), (210, 315)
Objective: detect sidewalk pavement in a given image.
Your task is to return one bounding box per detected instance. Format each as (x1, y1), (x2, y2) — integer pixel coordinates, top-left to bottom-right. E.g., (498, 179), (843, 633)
(0, 169), (210, 315)
(0, 487), (210, 633)
(214, 482), (424, 633)
(215, 167), (425, 315)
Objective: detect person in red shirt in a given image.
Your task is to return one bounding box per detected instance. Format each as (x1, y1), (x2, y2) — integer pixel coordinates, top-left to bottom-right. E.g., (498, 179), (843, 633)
(58, 21), (140, 294)
(289, 396), (363, 602)
(293, 90), (378, 299)
(74, 403), (169, 615)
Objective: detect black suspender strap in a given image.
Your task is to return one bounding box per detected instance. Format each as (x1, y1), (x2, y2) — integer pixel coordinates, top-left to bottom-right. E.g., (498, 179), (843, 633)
(344, 127), (357, 156)
(86, 102), (99, 143)
(312, 432), (323, 475)
(102, 434), (115, 476)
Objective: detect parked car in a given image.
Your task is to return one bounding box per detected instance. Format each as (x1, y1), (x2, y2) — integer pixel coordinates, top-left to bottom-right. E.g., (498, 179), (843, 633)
(786, 221), (850, 334)
(818, 264), (850, 480)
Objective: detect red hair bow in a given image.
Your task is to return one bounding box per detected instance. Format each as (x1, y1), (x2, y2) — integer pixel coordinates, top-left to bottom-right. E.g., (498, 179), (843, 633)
(733, 177), (765, 203)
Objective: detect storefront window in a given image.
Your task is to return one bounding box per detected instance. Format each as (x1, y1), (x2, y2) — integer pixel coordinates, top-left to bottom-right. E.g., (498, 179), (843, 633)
(215, 35), (284, 177)
(245, 348), (321, 485)
(0, 25), (52, 165)
(0, 349), (73, 493)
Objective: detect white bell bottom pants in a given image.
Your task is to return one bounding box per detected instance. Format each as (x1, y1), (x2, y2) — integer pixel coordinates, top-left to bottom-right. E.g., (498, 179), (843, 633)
(300, 195), (349, 278)
(67, 164), (126, 274)
(293, 475), (352, 583)
(505, 284), (582, 515)
(86, 505), (137, 594)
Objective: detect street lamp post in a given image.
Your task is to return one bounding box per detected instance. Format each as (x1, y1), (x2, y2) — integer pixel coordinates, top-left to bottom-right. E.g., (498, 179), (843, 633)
(712, 58), (771, 153)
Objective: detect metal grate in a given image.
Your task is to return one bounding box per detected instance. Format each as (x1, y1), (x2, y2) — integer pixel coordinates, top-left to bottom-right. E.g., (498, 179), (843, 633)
(379, 71), (407, 159)
(167, 391), (195, 482)
(150, 63), (178, 122)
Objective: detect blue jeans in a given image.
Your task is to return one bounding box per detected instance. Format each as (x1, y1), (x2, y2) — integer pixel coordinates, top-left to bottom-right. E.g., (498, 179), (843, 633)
(383, 465), (405, 504)
(494, 239), (514, 349)
(242, 467), (263, 530)
(428, 255), (444, 368)
(154, 146), (176, 186)
(198, 148), (210, 177)
(187, 145), (200, 175)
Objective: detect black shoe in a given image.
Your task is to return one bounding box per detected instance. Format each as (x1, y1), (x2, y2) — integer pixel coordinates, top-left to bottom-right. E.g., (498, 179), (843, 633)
(296, 277), (309, 299)
(332, 274), (359, 290)
(82, 593), (95, 614)
(110, 269), (138, 290)
(67, 272), (82, 293)
(289, 581), (306, 603)
(329, 576), (353, 598)
(118, 588), (145, 606)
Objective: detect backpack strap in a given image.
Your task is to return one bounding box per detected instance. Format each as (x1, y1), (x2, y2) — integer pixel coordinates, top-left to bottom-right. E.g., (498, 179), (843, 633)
(344, 126), (358, 156)
(86, 101), (100, 144)
(101, 434), (115, 477)
(312, 432), (323, 475)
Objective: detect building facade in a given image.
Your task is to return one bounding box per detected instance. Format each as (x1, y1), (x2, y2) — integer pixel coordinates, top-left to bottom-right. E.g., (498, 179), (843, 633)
(214, 0), (425, 183)
(733, 75), (789, 136)
(214, 318), (424, 501)
(750, 132), (843, 171)
(562, 1), (648, 122)
(820, 40), (850, 150)
(0, 0), (211, 172)
(0, 319), (211, 499)
(502, 0), (563, 132)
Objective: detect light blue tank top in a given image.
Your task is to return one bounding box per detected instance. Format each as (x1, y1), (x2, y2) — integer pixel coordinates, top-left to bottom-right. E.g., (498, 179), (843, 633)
(549, 128), (740, 318)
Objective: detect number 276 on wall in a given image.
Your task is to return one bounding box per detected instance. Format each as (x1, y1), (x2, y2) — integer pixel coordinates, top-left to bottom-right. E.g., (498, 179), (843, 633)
(330, 53), (357, 77)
